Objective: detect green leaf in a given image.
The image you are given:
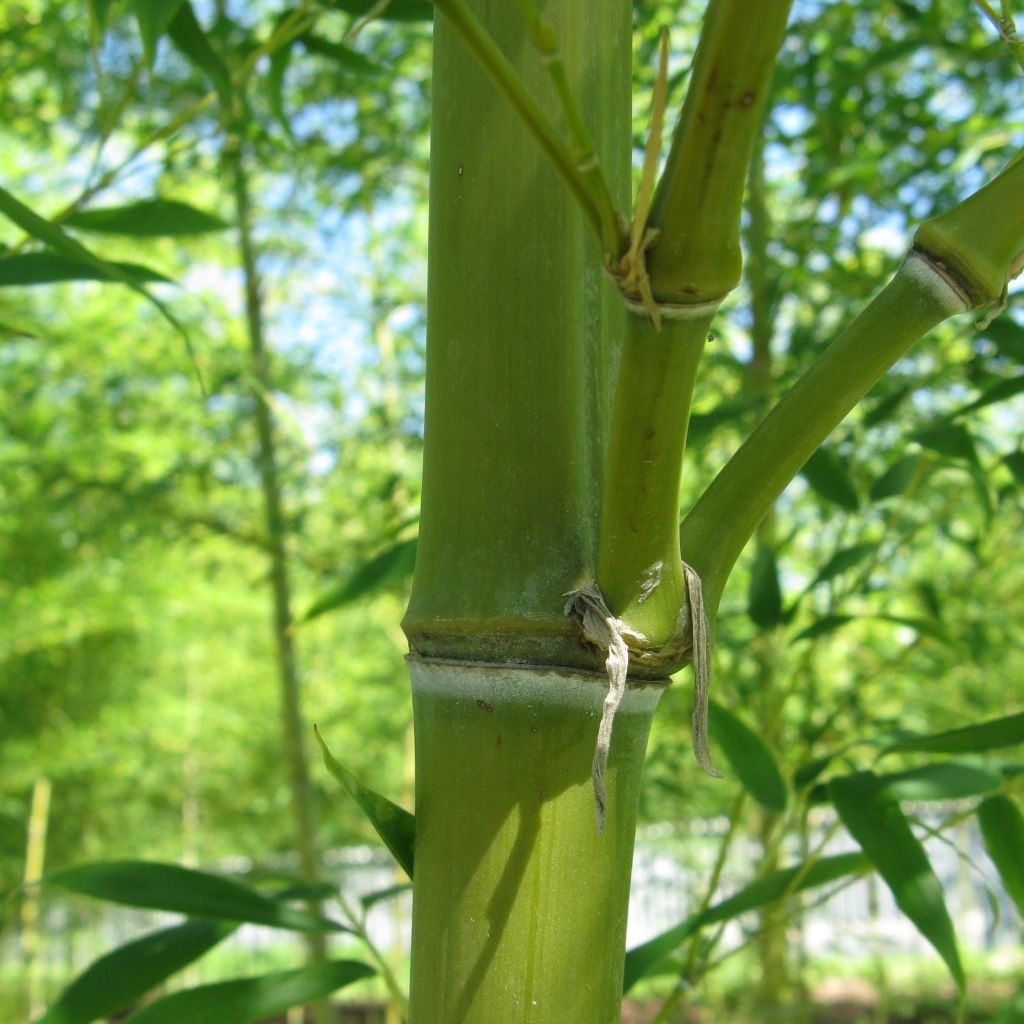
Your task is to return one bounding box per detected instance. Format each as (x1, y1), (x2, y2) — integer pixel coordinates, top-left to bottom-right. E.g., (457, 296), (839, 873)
(708, 701), (787, 812)
(0, 316), (38, 337)
(0, 252), (172, 286)
(300, 33), (385, 76)
(811, 543), (876, 587)
(882, 711), (1024, 756)
(45, 861), (347, 932)
(977, 795), (1024, 916)
(792, 614), (854, 642)
(325, 0), (433, 21)
(300, 536), (417, 623)
(1004, 450), (1024, 486)
(747, 542), (783, 629)
(913, 422), (979, 465)
(361, 882), (412, 912)
(168, 2), (234, 103)
(131, 0), (187, 66)
(863, 385), (911, 427)
(266, 30), (296, 140)
(870, 455), (923, 501)
(981, 315), (1024, 362)
(802, 446), (860, 511)
(87, 0), (117, 36)
(121, 960), (375, 1024)
(0, 188), (198, 380)
(314, 726), (415, 878)
(793, 753), (835, 790)
(67, 199), (229, 236)
(831, 772), (964, 992)
(954, 375), (1024, 416)
(875, 762), (1003, 802)
(37, 921), (234, 1024)
(623, 852), (869, 992)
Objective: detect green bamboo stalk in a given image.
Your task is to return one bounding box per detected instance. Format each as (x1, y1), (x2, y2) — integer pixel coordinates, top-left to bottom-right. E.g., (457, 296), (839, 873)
(404, 2), (639, 1020)
(407, 659), (662, 1023)
(403, 0), (630, 670)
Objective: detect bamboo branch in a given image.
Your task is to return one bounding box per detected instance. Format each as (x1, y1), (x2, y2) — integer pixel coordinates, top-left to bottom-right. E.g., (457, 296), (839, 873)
(681, 149), (1024, 617)
(644, 0), (793, 303)
(596, 307), (715, 646)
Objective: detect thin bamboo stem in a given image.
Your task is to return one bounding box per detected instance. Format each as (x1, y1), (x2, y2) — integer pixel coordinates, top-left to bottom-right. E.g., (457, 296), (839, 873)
(680, 254), (970, 615)
(227, 121), (328, 1024)
(645, 0), (792, 303)
(596, 307), (715, 646)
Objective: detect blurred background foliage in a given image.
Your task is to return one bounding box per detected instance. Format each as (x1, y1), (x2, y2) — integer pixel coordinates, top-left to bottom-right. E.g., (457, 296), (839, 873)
(0, 0), (1022, 1020)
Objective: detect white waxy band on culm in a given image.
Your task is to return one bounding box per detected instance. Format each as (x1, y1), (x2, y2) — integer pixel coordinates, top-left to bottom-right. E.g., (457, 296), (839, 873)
(902, 250), (972, 317)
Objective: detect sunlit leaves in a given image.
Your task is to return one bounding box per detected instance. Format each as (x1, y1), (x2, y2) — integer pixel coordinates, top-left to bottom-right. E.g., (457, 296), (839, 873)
(831, 772), (964, 992)
(623, 852), (869, 991)
(67, 199), (229, 236)
(131, 0), (187, 66)
(314, 726), (415, 878)
(708, 700), (788, 811)
(882, 711), (1024, 756)
(120, 961), (375, 1024)
(0, 252), (172, 286)
(37, 921), (234, 1024)
(300, 537), (417, 623)
(977, 795), (1024, 916)
(801, 446), (859, 511)
(46, 861), (348, 932)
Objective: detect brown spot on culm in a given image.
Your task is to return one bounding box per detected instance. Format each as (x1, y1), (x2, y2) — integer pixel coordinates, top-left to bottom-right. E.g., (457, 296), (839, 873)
(475, 698), (494, 713)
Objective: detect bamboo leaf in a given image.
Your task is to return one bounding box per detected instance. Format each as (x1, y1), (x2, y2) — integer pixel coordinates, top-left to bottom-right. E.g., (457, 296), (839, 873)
(37, 921), (234, 1024)
(0, 188), (198, 378)
(811, 542), (877, 587)
(977, 795), (1024, 916)
(1003, 450), (1024, 486)
(361, 882), (412, 912)
(981, 315), (1024, 362)
(954, 375), (1024, 415)
(882, 711), (1024, 756)
(300, 34), (384, 76)
(87, 0), (117, 36)
(793, 614), (854, 642)
(325, 0), (432, 21)
(167, 2), (234, 103)
(875, 762), (1003, 802)
(747, 542), (783, 629)
(0, 252), (172, 286)
(913, 422), (979, 465)
(870, 455), (923, 501)
(131, 0), (187, 66)
(300, 536), (416, 623)
(831, 772), (964, 992)
(623, 852), (869, 991)
(314, 726), (415, 878)
(67, 198), (229, 236)
(802, 447), (860, 511)
(45, 861), (348, 932)
(708, 700), (787, 811)
(121, 960), (376, 1024)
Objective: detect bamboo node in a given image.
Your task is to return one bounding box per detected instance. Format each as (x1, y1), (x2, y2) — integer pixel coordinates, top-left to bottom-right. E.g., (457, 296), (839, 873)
(565, 567), (721, 834)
